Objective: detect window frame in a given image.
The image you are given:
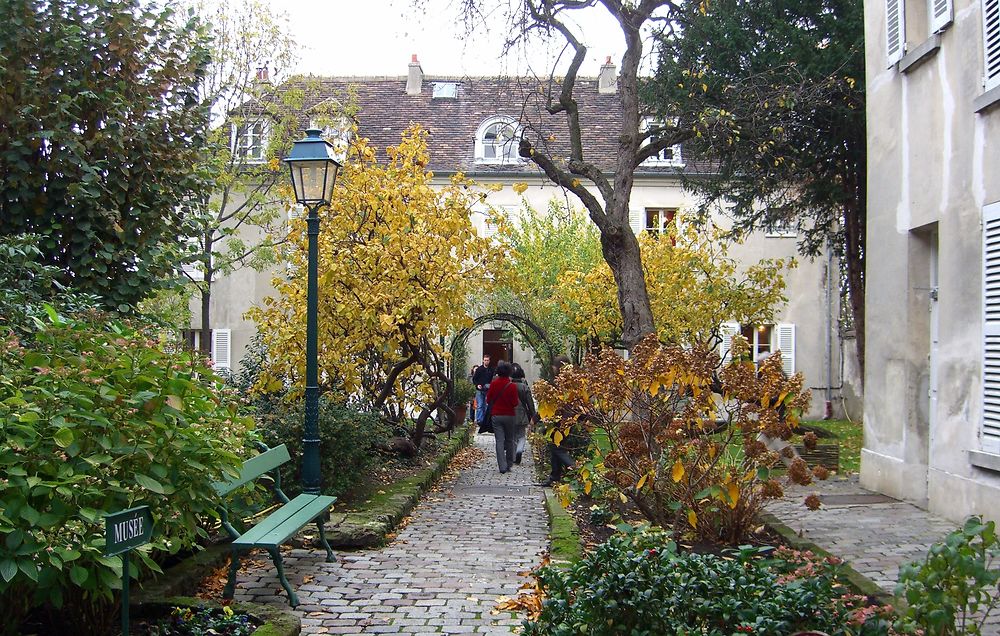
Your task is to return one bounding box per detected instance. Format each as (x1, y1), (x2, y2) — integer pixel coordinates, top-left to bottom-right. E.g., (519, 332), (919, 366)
(640, 117), (685, 167)
(644, 207), (677, 236)
(474, 116), (523, 165)
(230, 119), (269, 164)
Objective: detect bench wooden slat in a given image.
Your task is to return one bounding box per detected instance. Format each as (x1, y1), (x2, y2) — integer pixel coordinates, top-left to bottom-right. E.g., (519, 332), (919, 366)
(232, 493), (335, 549)
(213, 444), (291, 495)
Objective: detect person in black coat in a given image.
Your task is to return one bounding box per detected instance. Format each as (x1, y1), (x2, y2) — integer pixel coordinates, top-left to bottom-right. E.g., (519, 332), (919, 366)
(471, 354), (495, 429)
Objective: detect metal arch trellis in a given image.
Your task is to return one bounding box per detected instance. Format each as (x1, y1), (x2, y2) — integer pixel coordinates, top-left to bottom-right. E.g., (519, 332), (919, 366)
(449, 312), (558, 381)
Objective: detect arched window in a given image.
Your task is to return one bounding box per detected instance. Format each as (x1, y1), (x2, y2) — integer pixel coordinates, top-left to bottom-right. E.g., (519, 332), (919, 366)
(475, 116), (521, 164)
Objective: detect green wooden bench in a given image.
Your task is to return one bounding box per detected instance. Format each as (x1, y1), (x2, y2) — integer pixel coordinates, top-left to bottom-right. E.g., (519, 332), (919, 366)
(213, 443), (336, 607)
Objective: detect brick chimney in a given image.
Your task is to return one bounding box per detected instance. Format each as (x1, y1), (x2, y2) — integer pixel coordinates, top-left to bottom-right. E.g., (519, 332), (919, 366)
(598, 56), (617, 94)
(406, 54), (423, 96)
(255, 65), (269, 82)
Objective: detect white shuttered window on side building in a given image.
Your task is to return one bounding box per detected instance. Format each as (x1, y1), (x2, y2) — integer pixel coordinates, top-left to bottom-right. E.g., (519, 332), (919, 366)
(984, 0), (1000, 91)
(887, 0), (906, 67)
(211, 328), (232, 373)
(930, 0), (953, 32)
(981, 203), (1000, 454)
(777, 323), (796, 376)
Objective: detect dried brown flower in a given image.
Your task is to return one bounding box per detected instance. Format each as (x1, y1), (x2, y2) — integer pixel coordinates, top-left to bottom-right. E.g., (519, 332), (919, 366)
(812, 465), (830, 480)
(803, 431), (818, 451)
(761, 479), (784, 499)
(787, 458), (813, 485)
(804, 494), (822, 510)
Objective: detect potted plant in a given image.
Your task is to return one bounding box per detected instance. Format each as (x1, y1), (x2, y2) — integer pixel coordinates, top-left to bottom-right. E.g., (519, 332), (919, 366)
(451, 378), (476, 426)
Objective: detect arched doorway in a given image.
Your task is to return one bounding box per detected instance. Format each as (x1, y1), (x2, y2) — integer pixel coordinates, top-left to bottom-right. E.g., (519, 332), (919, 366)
(449, 313), (557, 381)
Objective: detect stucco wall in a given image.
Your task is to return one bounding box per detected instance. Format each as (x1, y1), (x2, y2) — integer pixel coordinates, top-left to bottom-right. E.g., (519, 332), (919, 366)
(862, 0), (1000, 521)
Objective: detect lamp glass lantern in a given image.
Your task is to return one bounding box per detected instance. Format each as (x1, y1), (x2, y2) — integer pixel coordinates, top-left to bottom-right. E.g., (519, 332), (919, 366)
(285, 129), (342, 207)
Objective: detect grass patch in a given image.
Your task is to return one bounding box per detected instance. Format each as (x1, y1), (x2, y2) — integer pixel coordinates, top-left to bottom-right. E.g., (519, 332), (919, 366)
(544, 489), (583, 565)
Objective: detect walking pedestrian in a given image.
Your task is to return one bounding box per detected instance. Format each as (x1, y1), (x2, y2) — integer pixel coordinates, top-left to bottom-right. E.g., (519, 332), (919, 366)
(472, 354), (495, 431)
(485, 360), (519, 473)
(510, 363), (537, 465)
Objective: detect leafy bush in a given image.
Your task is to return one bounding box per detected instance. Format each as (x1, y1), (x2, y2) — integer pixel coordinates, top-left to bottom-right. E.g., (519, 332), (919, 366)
(896, 516), (1000, 636)
(523, 529), (895, 636)
(452, 378), (476, 407)
(0, 311), (250, 635)
(0, 235), (100, 336)
(255, 397), (391, 499)
(535, 334), (813, 544)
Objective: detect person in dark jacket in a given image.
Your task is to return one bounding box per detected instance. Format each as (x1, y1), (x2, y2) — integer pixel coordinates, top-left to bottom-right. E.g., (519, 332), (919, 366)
(471, 354), (495, 429)
(510, 363), (537, 465)
(485, 360), (519, 473)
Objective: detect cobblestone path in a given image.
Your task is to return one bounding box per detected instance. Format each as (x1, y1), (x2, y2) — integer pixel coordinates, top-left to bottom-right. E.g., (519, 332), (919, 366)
(767, 475), (999, 634)
(234, 433), (549, 634)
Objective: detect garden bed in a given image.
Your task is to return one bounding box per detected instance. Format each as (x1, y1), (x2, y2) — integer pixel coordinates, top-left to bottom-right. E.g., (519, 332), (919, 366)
(130, 597), (298, 636)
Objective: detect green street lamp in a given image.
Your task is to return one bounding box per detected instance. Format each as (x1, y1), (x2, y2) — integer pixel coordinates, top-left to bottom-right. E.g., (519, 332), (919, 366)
(285, 129), (342, 495)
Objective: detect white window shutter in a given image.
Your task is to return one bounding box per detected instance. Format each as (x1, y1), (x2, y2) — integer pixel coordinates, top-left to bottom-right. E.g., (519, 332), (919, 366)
(984, 0), (1000, 91)
(212, 328), (232, 372)
(629, 208), (644, 235)
(930, 0), (953, 32)
(719, 322), (740, 365)
(776, 323), (796, 376)
(887, 0), (906, 67)
(981, 203), (1000, 453)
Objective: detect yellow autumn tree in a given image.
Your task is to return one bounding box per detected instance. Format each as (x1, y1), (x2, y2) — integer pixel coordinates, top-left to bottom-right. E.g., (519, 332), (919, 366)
(555, 219), (794, 350)
(247, 125), (494, 446)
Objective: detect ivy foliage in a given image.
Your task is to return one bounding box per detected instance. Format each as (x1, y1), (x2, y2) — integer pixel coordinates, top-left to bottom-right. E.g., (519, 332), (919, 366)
(0, 0), (213, 310)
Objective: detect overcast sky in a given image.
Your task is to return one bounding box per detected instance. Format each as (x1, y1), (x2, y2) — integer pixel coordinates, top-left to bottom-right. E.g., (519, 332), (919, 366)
(268, 0), (629, 79)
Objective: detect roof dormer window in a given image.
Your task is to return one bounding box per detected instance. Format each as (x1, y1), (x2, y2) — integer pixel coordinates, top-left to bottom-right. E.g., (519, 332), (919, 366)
(230, 119), (269, 164)
(641, 117), (685, 168)
(432, 82), (458, 99)
(475, 116), (521, 165)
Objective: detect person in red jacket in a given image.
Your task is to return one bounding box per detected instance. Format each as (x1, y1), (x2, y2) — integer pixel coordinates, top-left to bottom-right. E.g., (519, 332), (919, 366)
(485, 360), (519, 473)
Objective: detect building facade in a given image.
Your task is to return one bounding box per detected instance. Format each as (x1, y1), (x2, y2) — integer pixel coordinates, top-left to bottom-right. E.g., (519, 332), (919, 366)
(199, 57), (848, 419)
(862, 0), (1000, 520)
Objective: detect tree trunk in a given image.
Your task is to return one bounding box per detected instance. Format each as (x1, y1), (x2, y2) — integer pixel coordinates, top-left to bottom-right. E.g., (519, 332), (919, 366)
(199, 285), (211, 355)
(199, 236), (214, 356)
(599, 221), (655, 348)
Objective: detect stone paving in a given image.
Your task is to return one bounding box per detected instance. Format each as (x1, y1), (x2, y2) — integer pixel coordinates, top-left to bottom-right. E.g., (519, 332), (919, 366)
(766, 474), (1000, 634)
(233, 433), (549, 634)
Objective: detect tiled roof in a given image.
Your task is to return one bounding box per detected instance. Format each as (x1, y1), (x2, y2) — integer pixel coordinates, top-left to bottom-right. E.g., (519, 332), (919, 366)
(288, 74), (708, 177)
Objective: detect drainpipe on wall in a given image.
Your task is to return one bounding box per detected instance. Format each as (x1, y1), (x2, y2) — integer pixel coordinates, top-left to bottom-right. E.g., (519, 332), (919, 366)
(825, 242), (834, 419)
